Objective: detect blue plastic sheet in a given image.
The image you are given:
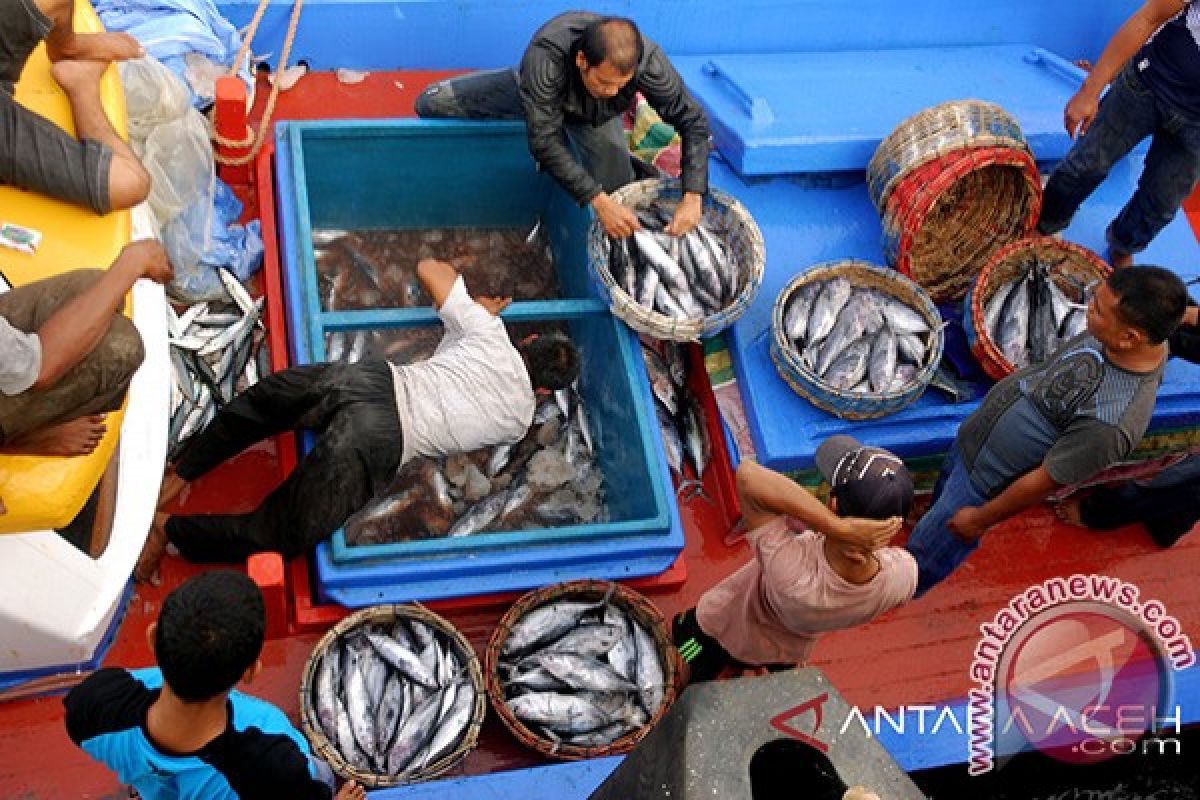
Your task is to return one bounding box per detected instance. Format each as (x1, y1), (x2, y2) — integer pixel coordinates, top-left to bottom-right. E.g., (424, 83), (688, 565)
(95, 0), (252, 109)
(166, 178), (264, 302)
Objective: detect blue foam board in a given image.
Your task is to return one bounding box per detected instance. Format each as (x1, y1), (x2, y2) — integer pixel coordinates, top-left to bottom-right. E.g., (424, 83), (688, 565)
(676, 45), (1102, 176)
(718, 153), (1200, 473)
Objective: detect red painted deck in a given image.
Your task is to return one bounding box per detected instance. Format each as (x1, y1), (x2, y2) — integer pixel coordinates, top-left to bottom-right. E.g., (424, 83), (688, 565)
(1, 70), (1198, 797)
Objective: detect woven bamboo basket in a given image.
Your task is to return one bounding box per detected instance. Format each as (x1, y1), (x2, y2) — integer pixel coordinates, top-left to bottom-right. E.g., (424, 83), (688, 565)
(484, 579), (681, 761)
(770, 260), (944, 420)
(299, 604), (486, 788)
(965, 236), (1110, 381)
(880, 145), (1042, 303)
(867, 99), (1030, 212)
(587, 178), (766, 342)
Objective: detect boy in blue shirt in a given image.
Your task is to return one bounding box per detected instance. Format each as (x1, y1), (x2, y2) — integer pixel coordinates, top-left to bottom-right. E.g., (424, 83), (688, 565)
(65, 571), (364, 800)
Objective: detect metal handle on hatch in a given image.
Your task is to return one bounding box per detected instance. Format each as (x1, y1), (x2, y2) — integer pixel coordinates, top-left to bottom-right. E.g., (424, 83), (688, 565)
(1024, 47), (1087, 87)
(701, 60), (775, 126)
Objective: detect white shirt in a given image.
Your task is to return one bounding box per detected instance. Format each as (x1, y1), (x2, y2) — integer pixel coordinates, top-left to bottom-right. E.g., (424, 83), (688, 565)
(389, 276), (535, 465)
(0, 316), (41, 396)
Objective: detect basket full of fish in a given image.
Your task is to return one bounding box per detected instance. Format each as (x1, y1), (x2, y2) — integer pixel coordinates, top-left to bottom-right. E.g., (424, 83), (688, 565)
(300, 604), (485, 787)
(485, 580), (679, 760)
(770, 261), (944, 420)
(966, 236), (1109, 381)
(588, 178), (766, 341)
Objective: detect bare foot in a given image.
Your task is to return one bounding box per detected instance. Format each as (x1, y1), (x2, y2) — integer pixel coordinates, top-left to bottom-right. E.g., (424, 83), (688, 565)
(335, 781), (366, 800)
(157, 465), (189, 510)
(1055, 495), (1086, 527)
(2, 415), (107, 456)
(134, 512), (170, 585)
(47, 31), (143, 64)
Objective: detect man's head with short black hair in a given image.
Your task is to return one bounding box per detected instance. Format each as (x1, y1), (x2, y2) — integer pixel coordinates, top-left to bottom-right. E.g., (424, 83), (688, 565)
(154, 571), (265, 702)
(519, 331), (581, 391)
(1104, 266), (1188, 344)
(576, 17), (642, 100)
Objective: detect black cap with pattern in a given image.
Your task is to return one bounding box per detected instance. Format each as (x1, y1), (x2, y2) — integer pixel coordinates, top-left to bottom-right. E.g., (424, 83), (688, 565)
(814, 435), (914, 520)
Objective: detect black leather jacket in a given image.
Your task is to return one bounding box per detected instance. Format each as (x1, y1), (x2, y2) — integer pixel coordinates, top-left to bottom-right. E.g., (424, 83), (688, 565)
(518, 11), (711, 205)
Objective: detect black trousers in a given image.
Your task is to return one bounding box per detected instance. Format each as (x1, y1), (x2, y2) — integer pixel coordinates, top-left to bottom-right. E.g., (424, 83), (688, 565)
(167, 360), (404, 562)
(1080, 455), (1200, 548)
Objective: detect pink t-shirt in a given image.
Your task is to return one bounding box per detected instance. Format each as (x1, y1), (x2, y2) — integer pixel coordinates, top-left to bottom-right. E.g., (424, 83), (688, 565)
(696, 516), (917, 666)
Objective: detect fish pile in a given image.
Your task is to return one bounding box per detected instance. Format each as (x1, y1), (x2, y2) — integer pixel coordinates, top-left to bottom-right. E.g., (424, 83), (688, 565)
(498, 592), (666, 749)
(984, 259), (1091, 370)
(641, 339), (710, 497)
(166, 268), (268, 459)
(313, 226), (560, 312)
(607, 206), (741, 321)
(781, 277), (935, 394)
(346, 385), (607, 545)
(311, 617), (476, 778)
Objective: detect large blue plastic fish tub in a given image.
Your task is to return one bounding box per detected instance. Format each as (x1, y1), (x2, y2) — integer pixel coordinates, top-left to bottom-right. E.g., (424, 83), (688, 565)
(273, 120), (684, 606)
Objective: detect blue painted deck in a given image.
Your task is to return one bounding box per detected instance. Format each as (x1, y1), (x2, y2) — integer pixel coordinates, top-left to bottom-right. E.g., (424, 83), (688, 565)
(673, 45), (1087, 176)
(720, 149), (1200, 472)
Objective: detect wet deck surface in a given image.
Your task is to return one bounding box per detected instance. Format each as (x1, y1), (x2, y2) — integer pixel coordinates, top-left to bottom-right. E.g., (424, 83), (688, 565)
(1, 69), (1197, 797)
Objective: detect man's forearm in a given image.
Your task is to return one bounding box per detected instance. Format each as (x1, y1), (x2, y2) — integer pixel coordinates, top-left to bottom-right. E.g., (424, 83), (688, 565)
(1084, 0), (1183, 95)
(974, 466), (1062, 529)
(33, 260), (141, 389)
(739, 462), (843, 536)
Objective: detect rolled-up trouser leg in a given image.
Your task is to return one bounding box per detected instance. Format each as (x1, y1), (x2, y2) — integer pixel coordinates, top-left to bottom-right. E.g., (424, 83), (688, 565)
(414, 68), (524, 120)
(0, 269), (143, 443)
(565, 115), (635, 193)
(167, 362), (404, 561)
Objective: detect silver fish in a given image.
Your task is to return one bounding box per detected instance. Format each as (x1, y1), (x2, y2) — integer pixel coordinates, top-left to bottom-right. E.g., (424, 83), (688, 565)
(418, 678), (475, 770)
(519, 652), (636, 693)
(447, 488), (510, 537)
(365, 630), (439, 689)
(506, 692), (617, 734)
(813, 291), (873, 376)
(806, 277), (853, 345)
(502, 599), (607, 658)
(632, 621), (665, 715)
(822, 338), (871, 390)
(542, 623), (625, 659)
(896, 331), (927, 366)
(386, 688), (444, 775)
(783, 282), (819, 345)
(997, 273), (1031, 367)
(869, 326), (898, 393)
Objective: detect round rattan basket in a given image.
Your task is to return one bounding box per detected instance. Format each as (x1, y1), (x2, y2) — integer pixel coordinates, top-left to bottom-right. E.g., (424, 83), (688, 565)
(867, 99), (1030, 212)
(587, 178), (766, 341)
(770, 260), (944, 420)
(881, 145), (1042, 303)
(965, 236), (1110, 381)
(299, 604), (486, 788)
(484, 579), (680, 761)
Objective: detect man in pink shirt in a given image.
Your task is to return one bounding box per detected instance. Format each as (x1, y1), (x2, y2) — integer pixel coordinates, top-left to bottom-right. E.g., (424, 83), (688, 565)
(673, 436), (916, 683)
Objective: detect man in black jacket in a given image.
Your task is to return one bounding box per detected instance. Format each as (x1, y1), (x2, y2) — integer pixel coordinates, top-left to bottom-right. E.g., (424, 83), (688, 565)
(416, 12), (711, 239)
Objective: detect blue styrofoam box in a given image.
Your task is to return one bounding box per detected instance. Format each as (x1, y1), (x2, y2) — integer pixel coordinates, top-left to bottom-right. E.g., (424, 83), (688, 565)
(674, 45), (1141, 177)
(273, 120), (684, 605)
(713, 153), (1200, 473)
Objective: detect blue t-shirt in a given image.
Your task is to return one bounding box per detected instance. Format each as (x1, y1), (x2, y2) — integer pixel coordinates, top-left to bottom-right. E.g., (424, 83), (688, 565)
(1138, 2), (1200, 118)
(65, 667), (334, 800)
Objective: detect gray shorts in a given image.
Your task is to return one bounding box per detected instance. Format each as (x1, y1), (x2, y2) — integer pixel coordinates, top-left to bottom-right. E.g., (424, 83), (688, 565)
(0, 0), (113, 214)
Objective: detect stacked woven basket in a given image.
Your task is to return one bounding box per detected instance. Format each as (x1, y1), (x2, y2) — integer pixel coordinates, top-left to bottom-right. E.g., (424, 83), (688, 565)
(965, 236), (1110, 381)
(868, 100), (1043, 303)
(588, 178), (766, 341)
